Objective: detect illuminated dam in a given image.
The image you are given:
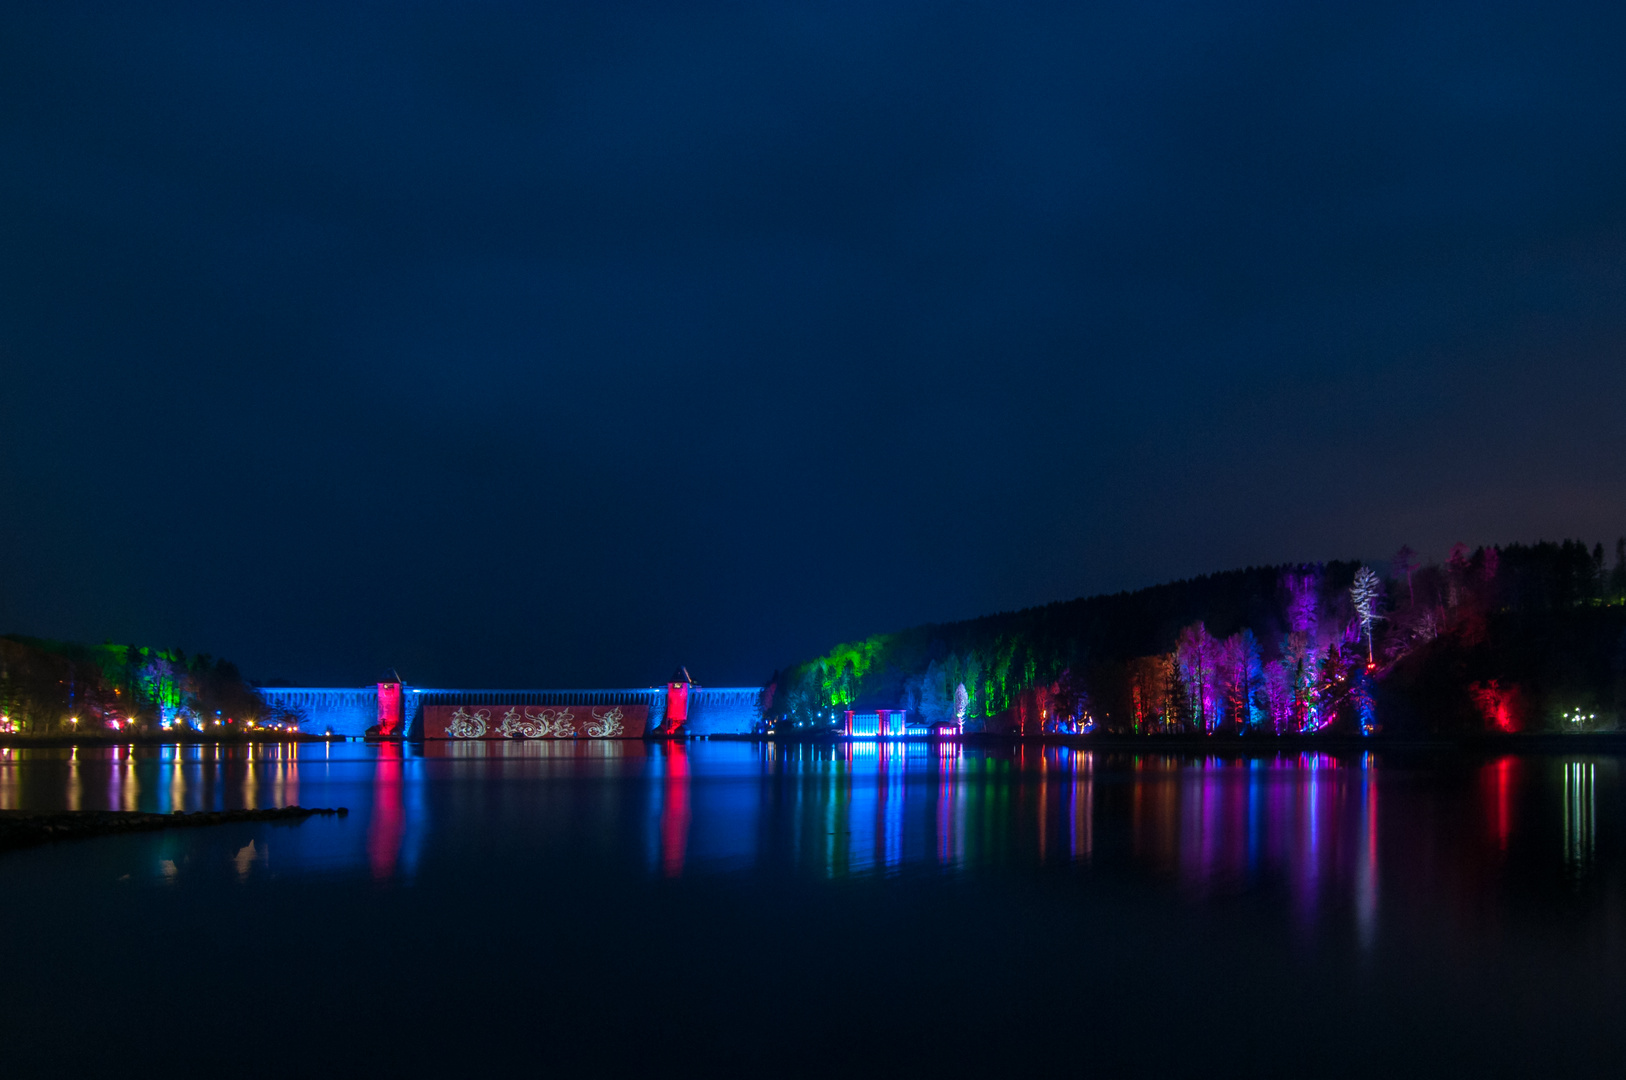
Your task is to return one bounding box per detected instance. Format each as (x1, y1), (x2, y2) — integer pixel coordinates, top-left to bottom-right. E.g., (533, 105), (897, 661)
(257, 670), (766, 740)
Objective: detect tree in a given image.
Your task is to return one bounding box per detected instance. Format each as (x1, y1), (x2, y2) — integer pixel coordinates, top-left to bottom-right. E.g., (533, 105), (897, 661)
(963, 653), (984, 726)
(917, 659), (954, 724)
(1285, 569), (1321, 636)
(1350, 566), (1382, 664)
(1392, 545), (1418, 604)
(1175, 622), (1221, 732)
(1050, 668), (1089, 731)
(1221, 629), (1264, 730)
(1281, 631), (1321, 733)
(1262, 659), (1293, 733)
(1126, 654), (1179, 733)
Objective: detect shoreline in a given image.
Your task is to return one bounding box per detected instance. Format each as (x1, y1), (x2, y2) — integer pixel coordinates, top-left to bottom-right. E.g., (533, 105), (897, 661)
(0, 733), (347, 748)
(5, 731), (1625, 754)
(0, 806), (349, 854)
(721, 730), (1626, 753)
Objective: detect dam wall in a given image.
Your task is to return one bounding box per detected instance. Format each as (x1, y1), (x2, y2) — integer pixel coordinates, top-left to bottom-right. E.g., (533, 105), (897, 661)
(258, 680), (763, 739)
(686, 687), (766, 736)
(257, 688), (378, 737)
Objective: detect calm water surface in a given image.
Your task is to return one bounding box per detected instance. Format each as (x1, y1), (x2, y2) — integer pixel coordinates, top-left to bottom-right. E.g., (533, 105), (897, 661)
(1, 741), (1623, 1077)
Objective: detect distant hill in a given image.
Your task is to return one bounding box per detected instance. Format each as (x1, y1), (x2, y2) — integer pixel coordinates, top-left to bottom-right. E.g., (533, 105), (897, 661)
(770, 540), (1626, 735)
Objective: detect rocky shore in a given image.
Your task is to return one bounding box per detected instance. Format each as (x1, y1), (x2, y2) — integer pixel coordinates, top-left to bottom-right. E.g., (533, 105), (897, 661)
(0, 806), (348, 854)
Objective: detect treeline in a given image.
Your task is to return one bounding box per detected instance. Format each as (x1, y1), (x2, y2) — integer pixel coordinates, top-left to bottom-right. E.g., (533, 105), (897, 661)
(771, 540), (1626, 735)
(0, 636), (266, 735)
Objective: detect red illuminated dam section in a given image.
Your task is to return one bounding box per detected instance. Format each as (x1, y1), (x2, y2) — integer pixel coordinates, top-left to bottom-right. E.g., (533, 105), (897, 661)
(258, 675), (765, 740)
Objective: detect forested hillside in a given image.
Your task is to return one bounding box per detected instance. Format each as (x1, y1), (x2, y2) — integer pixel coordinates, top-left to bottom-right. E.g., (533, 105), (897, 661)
(0, 637), (265, 734)
(771, 541), (1626, 735)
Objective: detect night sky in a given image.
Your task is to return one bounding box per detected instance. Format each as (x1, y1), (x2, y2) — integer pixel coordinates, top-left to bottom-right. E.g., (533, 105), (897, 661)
(3, 3), (1625, 689)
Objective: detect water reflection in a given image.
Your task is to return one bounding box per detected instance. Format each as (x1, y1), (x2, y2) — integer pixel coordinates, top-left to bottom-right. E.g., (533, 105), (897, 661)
(1484, 755), (1517, 851)
(0, 743), (322, 816)
(656, 742), (690, 878)
(0, 742), (1621, 936)
(1564, 760), (1595, 874)
(1356, 756), (1377, 949)
(6, 741), (1626, 1080)
(370, 742), (404, 880)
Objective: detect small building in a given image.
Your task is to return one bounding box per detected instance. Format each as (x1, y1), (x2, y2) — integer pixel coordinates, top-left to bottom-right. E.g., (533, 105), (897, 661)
(842, 708), (954, 737)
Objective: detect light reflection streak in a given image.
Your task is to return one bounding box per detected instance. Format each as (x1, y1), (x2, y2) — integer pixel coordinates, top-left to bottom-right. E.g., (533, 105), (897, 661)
(1356, 753), (1378, 949)
(161, 745), (179, 813)
(1246, 758), (1261, 877)
(399, 747), (426, 880)
(122, 746), (139, 811)
(659, 742), (690, 878)
(1036, 748), (1047, 862)
(1487, 756), (1515, 851)
(368, 742), (404, 881)
(271, 742), (299, 808)
(1298, 753), (1324, 929)
(937, 745), (960, 868)
(1069, 750), (1093, 862)
(244, 746), (258, 809)
(883, 745), (903, 871)
(1564, 760), (1595, 875)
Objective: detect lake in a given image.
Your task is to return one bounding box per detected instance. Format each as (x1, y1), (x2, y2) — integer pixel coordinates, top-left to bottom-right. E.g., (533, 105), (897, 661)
(0, 740), (1621, 1077)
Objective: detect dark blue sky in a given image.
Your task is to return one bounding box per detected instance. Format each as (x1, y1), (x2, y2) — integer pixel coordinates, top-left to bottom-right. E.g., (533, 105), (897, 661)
(3, 2), (1625, 688)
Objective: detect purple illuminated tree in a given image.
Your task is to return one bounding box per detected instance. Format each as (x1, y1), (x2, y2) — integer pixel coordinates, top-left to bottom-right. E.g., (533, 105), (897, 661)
(1175, 622), (1221, 733)
(1285, 570), (1321, 637)
(1261, 659), (1293, 734)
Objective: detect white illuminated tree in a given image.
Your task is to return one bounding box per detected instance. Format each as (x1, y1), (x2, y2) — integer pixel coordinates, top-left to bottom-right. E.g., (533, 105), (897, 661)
(954, 682), (969, 729)
(1350, 566), (1382, 664)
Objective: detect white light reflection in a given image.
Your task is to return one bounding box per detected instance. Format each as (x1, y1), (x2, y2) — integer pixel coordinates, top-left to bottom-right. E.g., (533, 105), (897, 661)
(1355, 753), (1378, 950)
(1069, 749), (1093, 863)
(1563, 760), (1595, 875)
